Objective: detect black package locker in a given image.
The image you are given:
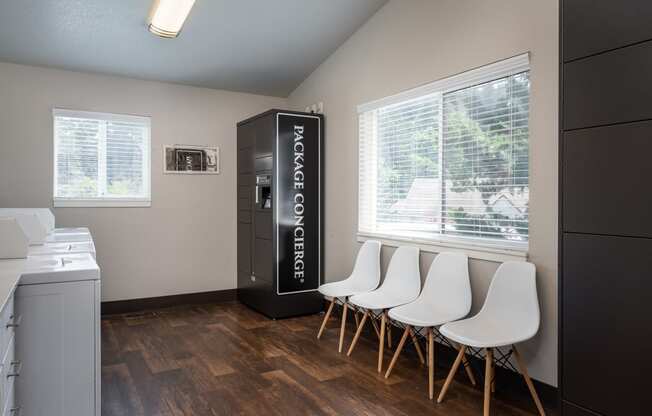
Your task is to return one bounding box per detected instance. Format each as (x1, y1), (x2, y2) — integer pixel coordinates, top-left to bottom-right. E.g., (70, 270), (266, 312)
(237, 109), (323, 319)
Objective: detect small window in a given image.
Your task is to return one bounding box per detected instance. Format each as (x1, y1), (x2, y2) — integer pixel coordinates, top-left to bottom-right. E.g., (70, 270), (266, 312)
(53, 109), (151, 207)
(358, 54), (530, 256)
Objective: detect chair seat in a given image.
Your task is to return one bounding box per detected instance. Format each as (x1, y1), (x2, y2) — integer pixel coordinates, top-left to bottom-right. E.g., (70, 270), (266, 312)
(318, 280), (372, 299)
(388, 300), (466, 328)
(440, 315), (537, 348)
(349, 289), (414, 311)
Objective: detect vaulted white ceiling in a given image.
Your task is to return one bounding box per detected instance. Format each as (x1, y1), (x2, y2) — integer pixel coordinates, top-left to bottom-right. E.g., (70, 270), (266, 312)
(0, 0), (387, 96)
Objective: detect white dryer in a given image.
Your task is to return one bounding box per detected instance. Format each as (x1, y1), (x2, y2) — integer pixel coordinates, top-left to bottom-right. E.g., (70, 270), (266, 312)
(16, 253), (100, 416)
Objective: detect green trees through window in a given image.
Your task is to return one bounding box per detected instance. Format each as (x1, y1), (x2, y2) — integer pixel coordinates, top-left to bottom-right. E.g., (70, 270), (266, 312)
(53, 110), (150, 203)
(364, 71), (530, 244)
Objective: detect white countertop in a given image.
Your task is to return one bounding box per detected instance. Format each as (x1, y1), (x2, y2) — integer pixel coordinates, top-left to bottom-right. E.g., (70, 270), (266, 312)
(0, 259), (24, 308)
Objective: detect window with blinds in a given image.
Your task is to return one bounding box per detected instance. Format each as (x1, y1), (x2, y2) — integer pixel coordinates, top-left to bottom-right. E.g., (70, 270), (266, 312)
(358, 54), (530, 252)
(53, 109), (151, 207)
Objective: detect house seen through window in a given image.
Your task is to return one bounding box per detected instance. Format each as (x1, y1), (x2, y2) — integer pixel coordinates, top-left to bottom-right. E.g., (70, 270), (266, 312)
(358, 55), (530, 251)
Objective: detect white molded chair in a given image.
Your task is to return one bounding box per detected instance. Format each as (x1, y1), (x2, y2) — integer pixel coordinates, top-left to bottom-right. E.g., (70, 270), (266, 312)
(346, 246), (421, 372)
(384, 252), (476, 399)
(317, 240), (382, 352)
(437, 261), (545, 416)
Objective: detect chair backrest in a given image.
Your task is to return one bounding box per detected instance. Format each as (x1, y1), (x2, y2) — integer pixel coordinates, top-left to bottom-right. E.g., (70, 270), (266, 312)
(378, 246), (421, 302)
(479, 261), (540, 335)
(348, 240), (382, 291)
(420, 252), (471, 318)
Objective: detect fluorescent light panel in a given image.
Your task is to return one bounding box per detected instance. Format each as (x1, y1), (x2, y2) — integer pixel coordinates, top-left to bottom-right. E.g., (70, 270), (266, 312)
(148, 0), (196, 38)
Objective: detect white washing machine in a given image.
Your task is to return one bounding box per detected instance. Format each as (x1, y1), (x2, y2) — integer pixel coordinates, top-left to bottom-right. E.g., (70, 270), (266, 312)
(20, 253), (99, 284)
(0, 208), (93, 245)
(16, 253), (101, 416)
(0, 209), (54, 235)
(0, 212), (47, 245)
(28, 241), (97, 260)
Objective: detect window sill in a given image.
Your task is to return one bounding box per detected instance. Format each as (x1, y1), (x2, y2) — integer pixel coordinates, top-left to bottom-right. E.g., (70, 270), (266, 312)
(53, 198), (151, 208)
(357, 233), (528, 263)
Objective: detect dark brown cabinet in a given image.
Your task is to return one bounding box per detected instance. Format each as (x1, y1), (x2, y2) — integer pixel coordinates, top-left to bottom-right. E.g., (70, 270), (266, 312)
(562, 234), (652, 415)
(563, 0), (652, 62)
(236, 109), (324, 318)
(560, 1), (652, 414)
(563, 121), (652, 238)
(563, 41), (652, 130)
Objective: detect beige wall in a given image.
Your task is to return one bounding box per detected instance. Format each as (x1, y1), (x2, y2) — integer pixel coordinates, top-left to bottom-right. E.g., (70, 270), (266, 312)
(0, 62), (286, 302)
(288, 0), (558, 385)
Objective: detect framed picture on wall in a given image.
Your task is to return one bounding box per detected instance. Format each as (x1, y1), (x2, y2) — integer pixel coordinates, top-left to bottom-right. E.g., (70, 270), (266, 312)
(163, 145), (220, 174)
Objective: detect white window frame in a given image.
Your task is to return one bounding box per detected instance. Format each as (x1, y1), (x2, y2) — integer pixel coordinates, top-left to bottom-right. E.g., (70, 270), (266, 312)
(52, 108), (152, 208)
(357, 54), (530, 262)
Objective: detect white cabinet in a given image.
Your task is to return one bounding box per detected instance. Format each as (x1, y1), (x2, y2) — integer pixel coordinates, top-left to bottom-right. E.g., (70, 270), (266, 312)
(2, 337), (16, 416)
(0, 292), (17, 416)
(15, 280), (100, 416)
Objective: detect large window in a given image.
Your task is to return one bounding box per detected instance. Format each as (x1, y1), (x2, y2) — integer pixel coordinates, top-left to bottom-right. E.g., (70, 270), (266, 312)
(53, 109), (151, 207)
(358, 54), (529, 254)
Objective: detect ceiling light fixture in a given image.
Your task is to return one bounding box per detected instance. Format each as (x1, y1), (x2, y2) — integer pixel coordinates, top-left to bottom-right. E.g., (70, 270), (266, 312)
(148, 0), (196, 38)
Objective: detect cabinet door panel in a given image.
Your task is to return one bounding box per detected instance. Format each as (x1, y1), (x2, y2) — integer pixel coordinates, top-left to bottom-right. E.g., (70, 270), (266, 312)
(237, 124), (254, 150)
(563, 121), (652, 237)
(254, 115), (274, 158)
(237, 224), (252, 274)
(238, 193), (251, 211)
(238, 147), (254, 174)
(254, 212), (272, 240)
(563, 41), (652, 130)
(16, 281), (96, 416)
(562, 233), (652, 415)
(238, 271), (252, 291)
(238, 185), (250, 200)
(238, 210), (251, 224)
(563, 0), (652, 62)
(253, 238), (273, 281)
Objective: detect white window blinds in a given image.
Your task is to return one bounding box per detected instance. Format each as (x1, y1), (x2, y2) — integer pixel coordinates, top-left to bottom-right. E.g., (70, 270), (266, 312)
(53, 109), (151, 207)
(358, 54), (530, 252)
(359, 94), (442, 238)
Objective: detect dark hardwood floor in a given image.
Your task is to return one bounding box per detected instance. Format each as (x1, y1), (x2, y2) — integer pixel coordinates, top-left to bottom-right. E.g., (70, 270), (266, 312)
(102, 301), (552, 416)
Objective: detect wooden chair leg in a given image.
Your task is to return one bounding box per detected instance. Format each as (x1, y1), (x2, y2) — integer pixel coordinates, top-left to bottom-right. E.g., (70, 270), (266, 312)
(387, 323), (393, 349)
(437, 345), (466, 403)
(338, 302), (348, 353)
(347, 310), (369, 356)
(378, 312), (386, 373)
(512, 346), (546, 416)
(409, 327), (425, 365)
(484, 348), (493, 416)
(317, 299), (335, 339)
(462, 355), (477, 386)
(354, 310), (360, 329)
(384, 325), (411, 379)
(428, 328), (434, 400)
